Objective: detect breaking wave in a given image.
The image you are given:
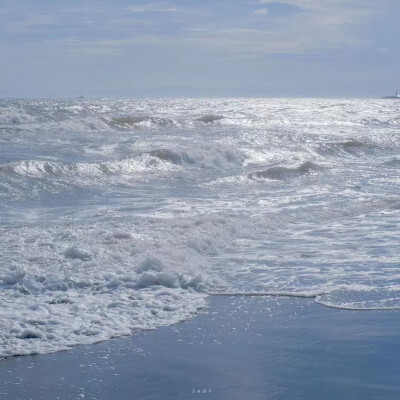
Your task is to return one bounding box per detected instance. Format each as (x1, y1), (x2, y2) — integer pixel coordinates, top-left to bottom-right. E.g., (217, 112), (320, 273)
(0, 212), (237, 357)
(0, 146), (245, 181)
(314, 139), (375, 157)
(196, 114), (225, 123)
(148, 145), (244, 169)
(105, 115), (179, 129)
(247, 161), (323, 180)
(0, 156), (177, 179)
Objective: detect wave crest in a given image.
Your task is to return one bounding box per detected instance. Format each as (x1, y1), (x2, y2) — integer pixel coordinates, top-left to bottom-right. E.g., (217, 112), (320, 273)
(196, 114), (225, 123)
(105, 115), (178, 129)
(316, 288), (400, 310)
(247, 161), (323, 180)
(149, 145), (245, 169)
(315, 139), (374, 157)
(0, 156), (177, 179)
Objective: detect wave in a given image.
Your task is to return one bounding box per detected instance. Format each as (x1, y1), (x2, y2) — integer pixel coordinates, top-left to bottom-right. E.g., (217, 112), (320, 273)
(0, 145), (245, 181)
(105, 115), (179, 129)
(314, 139), (375, 158)
(209, 287), (400, 311)
(360, 117), (400, 126)
(0, 156), (177, 179)
(106, 113), (226, 128)
(196, 114), (225, 123)
(148, 145), (244, 170)
(247, 161), (323, 180)
(0, 213), (235, 357)
(315, 288), (400, 310)
(0, 110), (34, 125)
(336, 139), (365, 149)
(384, 157), (400, 167)
(0, 114), (236, 138)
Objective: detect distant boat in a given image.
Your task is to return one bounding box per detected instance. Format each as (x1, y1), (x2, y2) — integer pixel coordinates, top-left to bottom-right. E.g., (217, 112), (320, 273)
(78, 89), (84, 99)
(382, 90), (400, 99)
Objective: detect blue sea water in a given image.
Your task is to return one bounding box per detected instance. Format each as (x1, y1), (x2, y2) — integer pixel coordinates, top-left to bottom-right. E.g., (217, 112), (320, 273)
(1, 97), (400, 356)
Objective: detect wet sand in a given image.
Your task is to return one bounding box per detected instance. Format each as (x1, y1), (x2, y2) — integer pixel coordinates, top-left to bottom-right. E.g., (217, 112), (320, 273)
(1, 296), (400, 400)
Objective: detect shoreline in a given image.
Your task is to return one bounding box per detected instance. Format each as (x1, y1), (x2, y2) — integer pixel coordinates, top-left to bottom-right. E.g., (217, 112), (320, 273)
(1, 295), (400, 399)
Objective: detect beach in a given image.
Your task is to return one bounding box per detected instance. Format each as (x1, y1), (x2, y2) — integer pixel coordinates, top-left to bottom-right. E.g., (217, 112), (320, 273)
(2, 0), (400, 396)
(1, 295), (400, 400)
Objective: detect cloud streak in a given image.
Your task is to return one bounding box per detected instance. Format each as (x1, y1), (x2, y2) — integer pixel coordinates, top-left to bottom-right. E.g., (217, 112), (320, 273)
(253, 9), (269, 16)
(126, 2), (178, 13)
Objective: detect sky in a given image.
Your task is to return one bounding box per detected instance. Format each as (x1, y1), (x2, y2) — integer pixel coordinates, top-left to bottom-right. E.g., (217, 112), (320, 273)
(0, 0), (399, 98)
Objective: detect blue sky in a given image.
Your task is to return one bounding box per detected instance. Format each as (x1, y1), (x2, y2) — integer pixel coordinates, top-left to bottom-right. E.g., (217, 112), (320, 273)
(0, 0), (399, 97)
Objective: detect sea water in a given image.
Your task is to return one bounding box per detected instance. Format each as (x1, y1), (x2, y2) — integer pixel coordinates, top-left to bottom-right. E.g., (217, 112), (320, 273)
(1, 97), (400, 357)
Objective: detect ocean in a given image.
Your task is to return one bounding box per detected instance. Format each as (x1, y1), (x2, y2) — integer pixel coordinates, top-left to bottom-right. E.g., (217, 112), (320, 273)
(1, 97), (400, 357)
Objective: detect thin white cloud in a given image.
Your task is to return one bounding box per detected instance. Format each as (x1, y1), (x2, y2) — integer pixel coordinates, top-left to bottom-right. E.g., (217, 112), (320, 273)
(126, 3), (178, 13)
(3, 13), (58, 34)
(253, 8), (269, 15)
(48, 21), (365, 61)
